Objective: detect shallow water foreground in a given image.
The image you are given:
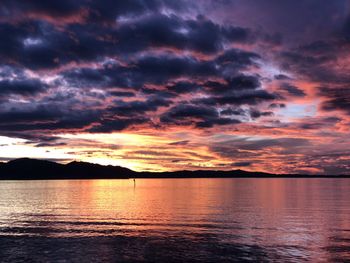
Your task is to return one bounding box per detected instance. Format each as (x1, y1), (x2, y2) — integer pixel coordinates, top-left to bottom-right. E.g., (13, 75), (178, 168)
(0, 178), (350, 262)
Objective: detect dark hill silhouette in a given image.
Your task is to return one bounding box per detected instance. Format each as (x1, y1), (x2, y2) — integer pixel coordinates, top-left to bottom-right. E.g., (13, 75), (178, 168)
(0, 158), (132, 180)
(2, 158), (65, 179)
(0, 158), (349, 179)
(65, 161), (133, 178)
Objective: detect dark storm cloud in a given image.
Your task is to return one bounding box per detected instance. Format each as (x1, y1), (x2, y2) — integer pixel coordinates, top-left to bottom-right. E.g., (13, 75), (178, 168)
(195, 89), (275, 107)
(215, 48), (260, 72)
(280, 84), (306, 97)
(141, 88), (176, 99)
(59, 67), (110, 88)
(0, 7), (253, 70)
(196, 117), (240, 128)
(167, 81), (200, 94)
(0, 0), (84, 17)
(0, 0), (187, 20)
(231, 162), (252, 167)
(224, 74), (260, 91)
(0, 107), (59, 124)
(88, 0), (193, 23)
(250, 110), (273, 119)
(59, 47), (260, 92)
(107, 97), (171, 117)
(0, 0), (276, 139)
(114, 14), (252, 54)
(161, 105), (218, 123)
(343, 15), (350, 41)
(0, 105), (99, 134)
(88, 117), (149, 133)
(0, 78), (47, 97)
(59, 53), (217, 89)
(109, 91), (135, 97)
(274, 74), (290, 80)
(186, 74), (276, 114)
(0, 20), (114, 69)
(132, 54), (216, 83)
(269, 103), (285, 109)
(203, 77), (258, 96)
(320, 87), (350, 115)
(220, 108), (245, 116)
(160, 104), (240, 128)
(0, 20), (76, 69)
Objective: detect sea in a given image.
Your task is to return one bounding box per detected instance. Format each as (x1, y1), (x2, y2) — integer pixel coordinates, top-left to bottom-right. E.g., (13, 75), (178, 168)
(0, 178), (349, 262)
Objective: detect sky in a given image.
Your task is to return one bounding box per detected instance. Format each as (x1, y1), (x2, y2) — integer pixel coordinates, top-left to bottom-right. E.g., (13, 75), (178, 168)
(0, 0), (350, 174)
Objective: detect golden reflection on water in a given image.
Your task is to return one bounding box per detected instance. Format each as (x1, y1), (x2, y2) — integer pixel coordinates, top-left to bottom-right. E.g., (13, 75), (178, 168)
(0, 178), (350, 261)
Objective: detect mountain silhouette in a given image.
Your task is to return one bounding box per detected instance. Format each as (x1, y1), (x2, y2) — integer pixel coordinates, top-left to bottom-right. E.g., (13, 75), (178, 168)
(0, 158), (132, 180)
(0, 158), (349, 179)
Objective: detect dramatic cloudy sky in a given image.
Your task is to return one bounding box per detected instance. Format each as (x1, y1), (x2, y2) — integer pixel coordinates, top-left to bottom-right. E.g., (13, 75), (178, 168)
(1, 0), (350, 174)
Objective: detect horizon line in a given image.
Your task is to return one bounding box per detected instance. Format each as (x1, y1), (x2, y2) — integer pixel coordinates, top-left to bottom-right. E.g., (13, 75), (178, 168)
(1, 157), (350, 177)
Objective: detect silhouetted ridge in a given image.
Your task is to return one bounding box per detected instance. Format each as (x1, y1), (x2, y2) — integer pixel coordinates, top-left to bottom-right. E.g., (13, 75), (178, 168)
(3, 158), (65, 179)
(0, 158), (132, 180)
(65, 161), (134, 178)
(0, 158), (348, 179)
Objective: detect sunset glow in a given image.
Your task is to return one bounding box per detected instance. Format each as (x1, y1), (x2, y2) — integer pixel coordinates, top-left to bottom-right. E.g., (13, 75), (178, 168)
(1, 1), (350, 174)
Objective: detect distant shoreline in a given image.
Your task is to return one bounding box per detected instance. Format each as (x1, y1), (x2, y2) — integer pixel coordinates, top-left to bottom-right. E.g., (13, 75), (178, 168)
(0, 158), (349, 180)
(2, 176), (350, 180)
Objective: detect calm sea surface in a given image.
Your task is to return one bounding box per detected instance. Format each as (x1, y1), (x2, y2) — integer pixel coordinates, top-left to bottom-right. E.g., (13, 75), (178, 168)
(0, 179), (350, 262)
